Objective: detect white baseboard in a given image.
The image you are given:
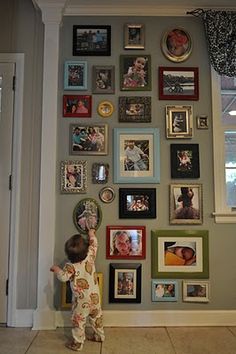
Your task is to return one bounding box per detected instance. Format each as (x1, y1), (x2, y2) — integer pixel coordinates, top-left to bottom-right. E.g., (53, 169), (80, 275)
(8, 310), (34, 327)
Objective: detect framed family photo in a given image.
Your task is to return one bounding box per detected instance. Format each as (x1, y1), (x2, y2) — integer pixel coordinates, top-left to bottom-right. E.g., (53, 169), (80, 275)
(151, 229), (209, 279)
(63, 95), (92, 118)
(166, 105), (193, 138)
(161, 27), (192, 63)
(92, 65), (115, 94)
(170, 144), (200, 179)
(64, 61), (88, 90)
(73, 198), (102, 234)
(73, 25), (111, 56)
(124, 23), (145, 49)
(159, 67), (199, 100)
(151, 279), (178, 302)
(182, 280), (210, 303)
(118, 96), (151, 123)
(109, 263), (141, 303)
(60, 160), (87, 194)
(113, 128), (160, 184)
(120, 55), (151, 91)
(106, 225), (146, 259)
(119, 188), (156, 219)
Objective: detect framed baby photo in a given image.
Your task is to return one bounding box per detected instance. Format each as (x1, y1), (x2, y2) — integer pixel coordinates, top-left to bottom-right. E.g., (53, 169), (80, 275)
(119, 188), (156, 219)
(109, 263), (141, 303)
(166, 105), (193, 138)
(63, 95), (92, 118)
(99, 187), (115, 204)
(106, 225), (146, 259)
(73, 25), (111, 56)
(92, 65), (115, 94)
(60, 160), (87, 194)
(120, 54), (151, 91)
(159, 67), (199, 100)
(170, 183), (203, 225)
(118, 96), (151, 123)
(92, 162), (109, 184)
(64, 61), (88, 90)
(161, 27), (192, 63)
(182, 280), (210, 303)
(124, 23), (145, 49)
(113, 128), (160, 184)
(151, 279), (178, 302)
(73, 198), (102, 234)
(151, 229), (209, 279)
(70, 124), (108, 156)
(170, 144), (200, 179)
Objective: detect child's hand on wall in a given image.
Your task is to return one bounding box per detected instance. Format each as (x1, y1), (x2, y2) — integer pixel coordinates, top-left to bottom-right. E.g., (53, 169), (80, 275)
(50, 265), (61, 274)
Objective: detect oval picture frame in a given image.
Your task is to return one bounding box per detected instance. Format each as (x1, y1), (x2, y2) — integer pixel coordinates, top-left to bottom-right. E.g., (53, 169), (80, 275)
(161, 28), (192, 63)
(99, 186), (115, 203)
(73, 198), (102, 234)
(97, 100), (114, 118)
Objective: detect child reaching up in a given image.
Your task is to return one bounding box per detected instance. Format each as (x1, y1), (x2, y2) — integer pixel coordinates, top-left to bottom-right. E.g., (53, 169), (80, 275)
(50, 228), (105, 352)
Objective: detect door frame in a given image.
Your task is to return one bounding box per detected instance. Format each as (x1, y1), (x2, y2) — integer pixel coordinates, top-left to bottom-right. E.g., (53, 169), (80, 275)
(0, 53), (24, 326)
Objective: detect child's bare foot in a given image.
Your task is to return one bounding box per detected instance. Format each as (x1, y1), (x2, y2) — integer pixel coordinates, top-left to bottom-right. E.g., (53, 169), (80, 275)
(65, 340), (83, 351)
(86, 333), (104, 342)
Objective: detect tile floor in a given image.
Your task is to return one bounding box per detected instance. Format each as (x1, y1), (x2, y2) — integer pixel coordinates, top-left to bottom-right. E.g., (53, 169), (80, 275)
(0, 326), (236, 354)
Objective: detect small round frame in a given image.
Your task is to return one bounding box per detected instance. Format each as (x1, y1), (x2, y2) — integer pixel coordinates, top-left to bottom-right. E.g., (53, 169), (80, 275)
(99, 187), (115, 203)
(161, 27), (192, 63)
(97, 101), (114, 118)
(73, 198), (102, 234)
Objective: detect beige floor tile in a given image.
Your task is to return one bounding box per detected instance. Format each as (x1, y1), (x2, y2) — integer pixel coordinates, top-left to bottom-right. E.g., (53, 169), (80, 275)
(0, 327), (37, 354)
(167, 327), (236, 354)
(101, 327), (175, 354)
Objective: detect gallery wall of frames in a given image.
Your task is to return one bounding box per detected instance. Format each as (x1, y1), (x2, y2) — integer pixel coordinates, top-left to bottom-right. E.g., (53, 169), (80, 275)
(56, 15), (219, 311)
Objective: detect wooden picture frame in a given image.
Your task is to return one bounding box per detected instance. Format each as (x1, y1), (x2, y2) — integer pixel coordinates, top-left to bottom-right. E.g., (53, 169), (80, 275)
(63, 95), (92, 118)
(124, 24), (145, 49)
(161, 28), (192, 63)
(64, 61), (88, 90)
(60, 160), (87, 193)
(73, 198), (102, 234)
(120, 54), (151, 91)
(118, 96), (151, 123)
(119, 188), (156, 219)
(166, 105), (193, 138)
(170, 144), (200, 179)
(99, 187), (115, 204)
(92, 65), (115, 94)
(182, 280), (210, 302)
(151, 279), (178, 302)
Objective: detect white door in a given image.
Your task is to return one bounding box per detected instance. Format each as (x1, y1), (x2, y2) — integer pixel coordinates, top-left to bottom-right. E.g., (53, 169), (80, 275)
(0, 63), (15, 323)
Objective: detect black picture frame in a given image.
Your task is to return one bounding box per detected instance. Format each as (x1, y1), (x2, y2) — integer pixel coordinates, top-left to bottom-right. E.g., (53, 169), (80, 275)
(119, 188), (156, 219)
(170, 144), (200, 178)
(109, 263), (141, 303)
(73, 25), (111, 56)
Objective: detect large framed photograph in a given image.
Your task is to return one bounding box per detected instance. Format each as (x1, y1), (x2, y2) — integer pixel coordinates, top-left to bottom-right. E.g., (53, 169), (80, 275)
(124, 24), (145, 49)
(92, 65), (115, 94)
(70, 124), (108, 155)
(159, 67), (199, 100)
(151, 229), (209, 279)
(120, 55), (151, 91)
(151, 279), (178, 302)
(119, 188), (156, 219)
(119, 96), (151, 123)
(170, 183), (203, 224)
(73, 25), (111, 56)
(60, 160), (87, 194)
(161, 28), (192, 63)
(113, 128), (160, 184)
(73, 198), (102, 234)
(171, 144), (200, 179)
(166, 105), (193, 138)
(63, 95), (92, 118)
(106, 225), (146, 259)
(109, 263), (141, 303)
(182, 280), (210, 303)
(64, 61), (88, 90)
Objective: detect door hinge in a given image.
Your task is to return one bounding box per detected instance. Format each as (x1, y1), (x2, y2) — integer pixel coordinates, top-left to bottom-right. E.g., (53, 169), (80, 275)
(12, 75), (16, 91)
(6, 279), (9, 296)
(9, 174), (12, 190)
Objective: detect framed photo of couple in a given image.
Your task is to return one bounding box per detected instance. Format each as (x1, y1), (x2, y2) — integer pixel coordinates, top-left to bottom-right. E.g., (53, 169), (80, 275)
(119, 188), (156, 219)
(151, 279), (178, 302)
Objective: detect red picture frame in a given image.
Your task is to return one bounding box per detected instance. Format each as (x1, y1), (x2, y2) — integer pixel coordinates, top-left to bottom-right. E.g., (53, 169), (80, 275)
(63, 95), (92, 117)
(159, 67), (199, 101)
(106, 225), (146, 260)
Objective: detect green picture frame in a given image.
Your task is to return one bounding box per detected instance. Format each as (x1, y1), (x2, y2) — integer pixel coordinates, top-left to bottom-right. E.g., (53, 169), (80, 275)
(151, 230), (209, 279)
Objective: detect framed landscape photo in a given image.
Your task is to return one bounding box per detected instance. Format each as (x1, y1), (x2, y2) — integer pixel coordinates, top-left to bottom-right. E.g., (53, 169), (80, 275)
(63, 95), (92, 118)
(92, 65), (115, 94)
(109, 263), (141, 303)
(151, 279), (178, 302)
(182, 280), (210, 303)
(119, 96), (151, 123)
(166, 105), (193, 138)
(170, 183), (203, 225)
(106, 225), (146, 259)
(64, 61), (88, 90)
(113, 128), (160, 184)
(60, 160), (87, 194)
(124, 24), (145, 49)
(119, 188), (156, 219)
(170, 144), (200, 179)
(73, 25), (111, 56)
(120, 54), (151, 91)
(73, 198), (102, 233)
(159, 67), (199, 100)
(161, 27), (192, 63)
(151, 229), (209, 279)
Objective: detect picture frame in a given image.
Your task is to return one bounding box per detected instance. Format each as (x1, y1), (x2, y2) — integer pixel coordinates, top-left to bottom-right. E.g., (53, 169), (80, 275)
(60, 160), (87, 194)
(92, 65), (115, 94)
(119, 188), (156, 219)
(118, 96), (151, 123)
(161, 28), (192, 63)
(170, 144), (200, 179)
(109, 263), (141, 303)
(99, 187), (115, 204)
(106, 225), (146, 259)
(73, 198), (102, 234)
(151, 229), (209, 279)
(64, 61), (88, 90)
(92, 162), (109, 184)
(197, 115), (209, 129)
(182, 280), (210, 303)
(124, 24), (145, 49)
(151, 279), (178, 302)
(97, 101), (114, 118)
(170, 183), (203, 224)
(120, 54), (151, 91)
(166, 105), (193, 138)
(63, 95), (92, 118)
(113, 128), (160, 184)
(73, 25), (111, 56)
(61, 272), (103, 309)
(70, 124), (108, 156)
(159, 67), (199, 100)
